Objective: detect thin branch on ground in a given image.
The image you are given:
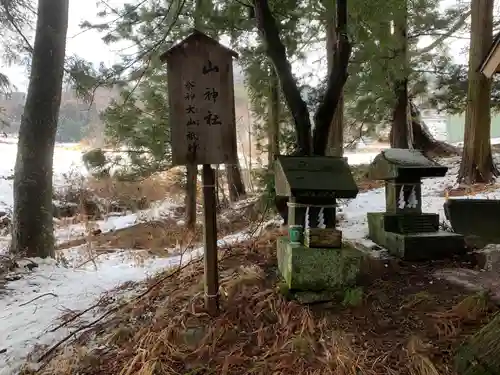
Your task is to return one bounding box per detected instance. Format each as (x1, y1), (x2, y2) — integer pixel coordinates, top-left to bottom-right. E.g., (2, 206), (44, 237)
(49, 294), (112, 333)
(38, 202), (268, 364)
(19, 293), (57, 307)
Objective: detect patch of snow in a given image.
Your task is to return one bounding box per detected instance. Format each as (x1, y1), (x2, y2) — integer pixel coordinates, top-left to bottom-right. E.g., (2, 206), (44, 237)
(0, 229), (251, 375)
(55, 199), (182, 244)
(344, 151), (379, 166)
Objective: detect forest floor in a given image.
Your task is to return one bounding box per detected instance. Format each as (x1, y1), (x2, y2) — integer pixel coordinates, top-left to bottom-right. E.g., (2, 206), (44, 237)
(4, 155), (500, 374)
(20, 228), (498, 375)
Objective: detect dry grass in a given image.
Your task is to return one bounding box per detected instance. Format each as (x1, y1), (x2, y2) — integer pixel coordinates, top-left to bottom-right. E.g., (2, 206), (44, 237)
(442, 183), (500, 198)
(349, 164), (384, 192)
(56, 198), (263, 260)
(406, 337), (440, 375)
(86, 168), (187, 208)
(24, 231), (498, 375)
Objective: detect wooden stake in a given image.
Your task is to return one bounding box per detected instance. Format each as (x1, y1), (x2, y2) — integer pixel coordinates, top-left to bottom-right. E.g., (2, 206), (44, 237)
(202, 163), (219, 315)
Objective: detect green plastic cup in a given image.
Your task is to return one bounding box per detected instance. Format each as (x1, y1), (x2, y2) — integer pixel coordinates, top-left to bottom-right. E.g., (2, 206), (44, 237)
(288, 225), (303, 244)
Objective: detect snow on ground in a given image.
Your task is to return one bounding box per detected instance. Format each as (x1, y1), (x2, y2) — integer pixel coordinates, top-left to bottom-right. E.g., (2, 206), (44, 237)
(0, 139), (378, 212)
(2, 154), (498, 374)
(1, 139), (499, 374)
(0, 140), (85, 212)
(54, 199), (183, 244)
(339, 156), (500, 254)
(0, 230), (252, 375)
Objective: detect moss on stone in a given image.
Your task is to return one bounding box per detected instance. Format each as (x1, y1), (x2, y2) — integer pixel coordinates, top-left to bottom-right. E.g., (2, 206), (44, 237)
(294, 290), (339, 304)
(454, 312), (500, 375)
(277, 237), (363, 291)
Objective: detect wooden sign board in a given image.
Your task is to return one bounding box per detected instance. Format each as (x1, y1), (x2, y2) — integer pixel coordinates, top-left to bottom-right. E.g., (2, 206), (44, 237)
(161, 30), (238, 166)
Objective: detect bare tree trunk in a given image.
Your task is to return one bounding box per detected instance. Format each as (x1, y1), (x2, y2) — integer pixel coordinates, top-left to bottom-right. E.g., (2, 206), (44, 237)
(458, 0), (499, 184)
(218, 170), (229, 208)
(411, 103), (460, 155)
(10, 0), (69, 257)
(325, 1), (344, 157)
(312, 0), (350, 156)
(391, 80), (410, 148)
(390, 0), (411, 149)
(227, 163), (246, 202)
(267, 66), (280, 166)
(253, 0), (312, 155)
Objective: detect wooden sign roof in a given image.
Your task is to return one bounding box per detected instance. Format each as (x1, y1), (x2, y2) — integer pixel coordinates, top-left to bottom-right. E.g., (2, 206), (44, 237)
(480, 32), (500, 78)
(160, 30), (238, 62)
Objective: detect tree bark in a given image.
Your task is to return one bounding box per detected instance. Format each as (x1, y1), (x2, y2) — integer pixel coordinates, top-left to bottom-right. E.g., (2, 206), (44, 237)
(411, 103), (460, 156)
(458, 0), (499, 184)
(312, 0), (350, 156)
(391, 80), (410, 148)
(267, 66), (280, 166)
(217, 166), (229, 209)
(253, 0), (312, 155)
(253, 0), (350, 156)
(325, 0), (344, 157)
(227, 163), (246, 202)
(389, 103), (460, 155)
(390, 0), (412, 149)
(10, 0), (69, 258)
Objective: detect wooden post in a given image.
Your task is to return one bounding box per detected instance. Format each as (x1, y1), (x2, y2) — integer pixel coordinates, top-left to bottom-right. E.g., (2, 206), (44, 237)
(202, 164), (219, 314)
(161, 30), (239, 315)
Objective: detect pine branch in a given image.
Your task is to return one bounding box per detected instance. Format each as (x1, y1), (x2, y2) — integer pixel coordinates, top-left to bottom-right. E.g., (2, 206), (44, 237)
(0, 0), (33, 53)
(415, 10), (472, 56)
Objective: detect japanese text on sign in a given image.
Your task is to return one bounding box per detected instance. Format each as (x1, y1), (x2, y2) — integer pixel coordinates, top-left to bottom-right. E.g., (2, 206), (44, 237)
(164, 30), (238, 166)
(201, 60), (221, 129)
(184, 80), (198, 153)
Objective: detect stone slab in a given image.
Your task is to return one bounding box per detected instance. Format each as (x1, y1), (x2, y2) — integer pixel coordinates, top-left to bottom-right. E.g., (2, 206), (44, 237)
(367, 212), (466, 261)
(434, 268), (500, 304)
(444, 199), (500, 244)
(474, 244), (500, 271)
(277, 237), (362, 291)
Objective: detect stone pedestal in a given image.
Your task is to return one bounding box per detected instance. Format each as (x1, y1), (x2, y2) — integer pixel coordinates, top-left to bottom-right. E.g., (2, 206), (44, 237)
(277, 237), (363, 302)
(273, 156), (360, 303)
(365, 148), (466, 261)
(367, 212), (466, 260)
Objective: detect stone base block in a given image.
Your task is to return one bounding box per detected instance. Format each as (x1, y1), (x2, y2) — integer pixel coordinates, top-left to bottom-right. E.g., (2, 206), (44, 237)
(367, 212), (466, 261)
(277, 237), (362, 291)
(444, 198), (500, 244)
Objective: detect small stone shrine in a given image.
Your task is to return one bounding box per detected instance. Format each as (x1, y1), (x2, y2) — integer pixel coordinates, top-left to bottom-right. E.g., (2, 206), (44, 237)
(367, 149), (465, 260)
(275, 156), (362, 303)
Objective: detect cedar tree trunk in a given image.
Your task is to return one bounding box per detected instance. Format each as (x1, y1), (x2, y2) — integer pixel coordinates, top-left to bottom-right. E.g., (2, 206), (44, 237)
(325, 0), (344, 157)
(11, 0), (69, 257)
(458, 0), (499, 183)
